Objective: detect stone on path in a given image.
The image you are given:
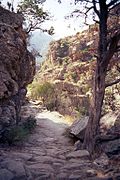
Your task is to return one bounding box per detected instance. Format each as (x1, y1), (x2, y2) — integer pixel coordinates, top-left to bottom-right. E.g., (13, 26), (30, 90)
(66, 150), (90, 159)
(1, 160), (26, 178)
(0, 169), (14, 180)
(70, 116), (89, 140)
(0, 104), (119, 180)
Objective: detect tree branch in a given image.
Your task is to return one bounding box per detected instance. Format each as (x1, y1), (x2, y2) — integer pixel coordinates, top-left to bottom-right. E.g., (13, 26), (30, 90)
(92, 0), (100, 18)
(26, 22), (38, 34)
(84, 6), (94, 24)
(105, 78), (120, 88)
(107, 0), (120, 8)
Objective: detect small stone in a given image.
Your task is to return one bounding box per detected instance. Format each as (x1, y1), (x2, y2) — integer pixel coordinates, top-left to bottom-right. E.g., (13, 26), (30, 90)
(74, 140), (82, 151)
(10, 152), (33, 161)
(31, 155), (55, 164)
(0, 169), (14, 180)
(57, 172), (68, 179)
(28, 167), (53, 179)
(53, 162), (62, 168)
(86, 169), (97, 177)
(62, 163), (84, 170)
(66, 150), (90, 159)
(68, 174), (82, 180)
(35, 173), (51, 179)
(1, 160), (26, 178)
(94, 153), (109, 167)
(27, 163), (54, 172)
(58, 155), (66, 160)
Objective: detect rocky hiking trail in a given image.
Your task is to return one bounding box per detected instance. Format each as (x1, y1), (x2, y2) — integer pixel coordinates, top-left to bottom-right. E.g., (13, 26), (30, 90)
(0, 103), (118, 180)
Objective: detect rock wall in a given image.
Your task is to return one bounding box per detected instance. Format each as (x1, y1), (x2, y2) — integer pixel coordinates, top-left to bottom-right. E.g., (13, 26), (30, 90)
(0, 7), (35, 134)
(35, 9), (120, 118)
(35, 28), (97, 118)
(47, 26), (98, 65)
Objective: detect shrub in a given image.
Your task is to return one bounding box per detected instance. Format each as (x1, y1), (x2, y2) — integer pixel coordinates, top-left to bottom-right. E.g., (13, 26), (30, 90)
(71, 72), (78, 83)
(0, 116), (37, 145)
(76, 106), (89, 118)
(46, 102), (56, 111)
(57, 57), (63, 65)
(63, 56), (70, 65)
(23, 115), (36, 132)
(28, 81), (57, 111)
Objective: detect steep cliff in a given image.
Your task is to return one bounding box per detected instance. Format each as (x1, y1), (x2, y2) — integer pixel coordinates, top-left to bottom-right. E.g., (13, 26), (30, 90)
(33, 22), (119, 118)
(32, 26), (98, 118)
(0, 7), (35, 134)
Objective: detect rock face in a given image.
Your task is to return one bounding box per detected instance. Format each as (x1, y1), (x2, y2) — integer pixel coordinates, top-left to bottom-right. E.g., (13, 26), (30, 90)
(0, 7), (35, 135)
(36, 20), (119, 118)
(34, 27), (97, 118)
(70, 111), (120, 159)
(70, 116), (89, 141)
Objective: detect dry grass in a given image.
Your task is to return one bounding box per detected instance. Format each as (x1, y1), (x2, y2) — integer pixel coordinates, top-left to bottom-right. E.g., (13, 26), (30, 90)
(64, 115), (75, 125)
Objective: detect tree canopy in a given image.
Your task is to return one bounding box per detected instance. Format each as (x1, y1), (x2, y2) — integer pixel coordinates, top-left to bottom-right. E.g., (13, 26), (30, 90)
(18, 0), (54, 34)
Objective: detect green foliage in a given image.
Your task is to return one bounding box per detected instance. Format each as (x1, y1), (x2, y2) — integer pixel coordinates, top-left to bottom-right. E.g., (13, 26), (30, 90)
(45, 101), (56, 111)
(2, 126), (27, 144)
(76, 106), (89, 118)
(57, 57), (63, 65)
(71, 72), (78, 83)
(23, 115), (36, 132)
(1, 116), (37, 145)
(37, 82), (54, 98)
(63, 56), (70, 65)
(28, 82), (43, 99)
(60, 39), (69, 48)
(82, 85), (90, 94)
(18, 0), (54, 34)
(28, 81), (56, 110)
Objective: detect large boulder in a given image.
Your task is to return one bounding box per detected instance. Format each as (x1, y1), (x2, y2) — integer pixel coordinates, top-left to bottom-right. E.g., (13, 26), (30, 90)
(70, 116), (89, 141)
(70, 111), (120, 140)
(102, 139), (120, 158)
(100, 111), (120, 135)
(70, 111), (120, 158)
(0, 7), (35, 136)
(100, 111), (120, 158)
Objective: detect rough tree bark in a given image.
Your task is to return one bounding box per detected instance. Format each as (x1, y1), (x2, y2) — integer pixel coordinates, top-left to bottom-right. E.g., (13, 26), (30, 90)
(83, 0), (120, 155)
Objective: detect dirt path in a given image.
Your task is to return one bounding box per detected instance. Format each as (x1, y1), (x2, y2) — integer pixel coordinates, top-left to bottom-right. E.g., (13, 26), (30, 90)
(0, 103), (110, 180)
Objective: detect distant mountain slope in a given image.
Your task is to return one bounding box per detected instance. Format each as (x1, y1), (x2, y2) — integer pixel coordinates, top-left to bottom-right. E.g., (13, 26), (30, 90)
(29, 31), (53, 64)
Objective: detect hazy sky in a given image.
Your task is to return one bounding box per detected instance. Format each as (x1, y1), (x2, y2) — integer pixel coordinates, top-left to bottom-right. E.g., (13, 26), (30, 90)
(43, 0), (87, 39)
(2, 0), (91, 39)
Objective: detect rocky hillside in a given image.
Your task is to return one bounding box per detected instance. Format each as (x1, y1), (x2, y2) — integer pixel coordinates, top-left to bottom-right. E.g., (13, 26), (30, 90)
(31, 21), (119, 118)
(0, 7), (35, 136)
(29, 25), (96, 118)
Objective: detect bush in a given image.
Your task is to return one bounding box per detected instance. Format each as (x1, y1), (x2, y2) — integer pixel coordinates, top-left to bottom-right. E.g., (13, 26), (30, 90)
(76, 106), (89, 118)
(0, 116), (37, 145)
(23, 115), (36, 132)
(27, 82), (43, 99)
(71, 72), (78, 83)
(28, 81), (57, 111)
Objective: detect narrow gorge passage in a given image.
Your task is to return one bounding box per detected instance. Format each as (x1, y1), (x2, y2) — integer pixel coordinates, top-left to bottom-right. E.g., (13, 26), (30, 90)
(0, 103), (109, 180)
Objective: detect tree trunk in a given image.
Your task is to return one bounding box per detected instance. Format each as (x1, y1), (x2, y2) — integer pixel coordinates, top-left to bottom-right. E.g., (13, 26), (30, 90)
(83, 1), (109, 155)
(83, 61), (107, 155)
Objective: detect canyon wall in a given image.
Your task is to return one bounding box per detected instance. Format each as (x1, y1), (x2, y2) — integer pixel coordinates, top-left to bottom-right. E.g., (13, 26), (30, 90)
(0, 7), (35, 134)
